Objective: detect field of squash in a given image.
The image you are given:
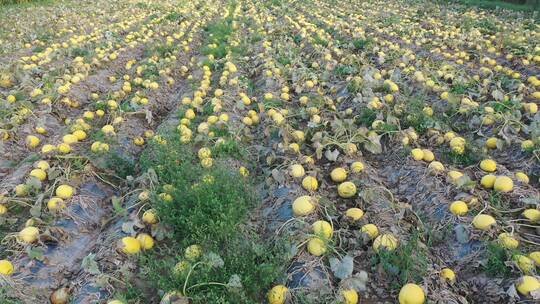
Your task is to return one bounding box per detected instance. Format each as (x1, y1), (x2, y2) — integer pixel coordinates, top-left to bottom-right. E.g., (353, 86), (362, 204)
(0, 0), (539, 303)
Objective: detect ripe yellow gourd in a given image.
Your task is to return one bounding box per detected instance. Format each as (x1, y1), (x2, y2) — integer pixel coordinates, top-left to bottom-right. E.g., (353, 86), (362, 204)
(29, 168), (47, 181)
(136, 233), (155, 250)
(239, 166), (249, 177)
(521, 140), (534, 150)
(480, 174), (496, 189)
(56, 185), (74, 199)
(516, 276), (540, 296)
(312, 220), (333, 239)
(373, 233), (398, 252)
(447, 171), (463, 183)
(63, 134), (78, 144)
(102, 125), (115, 134)
(522, 209), (540, 223)
(330, 168), (347, 182)
(133, 137), (145, 146)
(142, 209), (158, 224)
(0, 260), (14, 276)
(479, 159), (496, 172)
(120, 237), (141, 254)
(341, 289), (358, 304)
(449, 137), (465, 154)
(472, 214), (496, 230)
(201, 158), (213, 168)
(185, 244), (202, 261)
(41, 144), (56, 154)
(350, 161), (364, 173)
(361, 224), (379, 239)
(338, 182), (357, 198)
(344, 143), (357, 155)
(515, 172), (529, 184)
(47, 197), (65, 211)
(411, 148), (424, 160)
(398, 283), (425, 304)
(290, 164), (305, 178)
(513, 255), (535, 274)
(57, 143), (72, 154)
(19, 226), (39, 243)
(159, 193), (173, 202)
(440, 268), (455, 283)
(307, 237), (326, 256)
(493, 176), (513, 192)
(345, 208), (364, 221)
(498, 232), (519, 249)
(422, 149), (434, 162)
(529, 251), (540, 266)
(449, 201), (468, 216)
(292, 196), (316, 216)
(198, 147), (211, 159)
(36, 160), (50, 170)
(26, 135), (40, 148)
(268, 285), (288, 304)
(428, 161), (444, 172)
(302, 176), (318, 191)
(485, 137), (498, 149)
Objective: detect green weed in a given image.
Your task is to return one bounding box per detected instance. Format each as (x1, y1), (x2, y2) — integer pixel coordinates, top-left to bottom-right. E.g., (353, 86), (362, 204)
(138, 132), (288, 303)
(93, 150), (136, 179)
(450, 0), (540, 12)
(401, 96), (439, 134)
(165, 12), (183, 22)
(488, 192), (511, 215)
(352, 38), (371, 51)
(0, 287), (21, 304)
(212, 138), (243, 159)
(440, 146), (482, 167)
(355, 107), (377, 127)
(334, 64), (357, 78)
(373, 232), (429, 289)
(484, 242), (514, 278)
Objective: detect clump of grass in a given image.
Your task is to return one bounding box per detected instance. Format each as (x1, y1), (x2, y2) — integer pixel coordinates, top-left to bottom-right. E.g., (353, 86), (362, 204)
(334, 64), (357, 78)
(202, 15), (235, 60)
(139, 63), (160, 79)
(145, 43), (175, 58)
(313, 35), (329, 47)
(151, 163), (254, 243)
(112, 284), (145, 303)
(347, 77), (363, 94)
(93, 149), (135, 179)
(0, 0), (52, 7)
(352, 38), (371, 51)
(263, 99), (284, 110)
(138, 132), (288, 303)
(489, 98), (521, 114)
(165, 11), (182, 22)
(488, 192), (513, 218)
(70, 47), (89, 58)
(450, 0), (540, 12)
(399, 95), (451, 135)
(483, 242), (514, 278)
(355, 106), (377, 127)
(212, 138), (243, 159)
(440, 145), (482, 167)
(373, 232), (429, 290)
(0, 287), (20, 304)
(450, 82), (473, 95)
